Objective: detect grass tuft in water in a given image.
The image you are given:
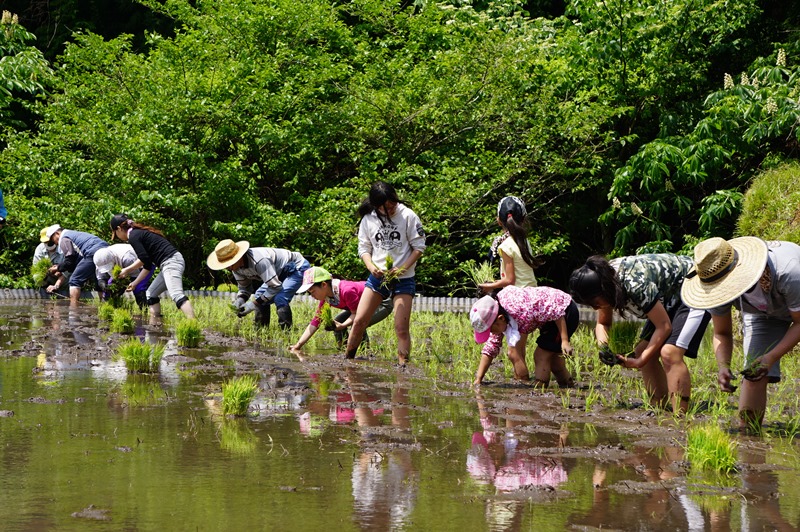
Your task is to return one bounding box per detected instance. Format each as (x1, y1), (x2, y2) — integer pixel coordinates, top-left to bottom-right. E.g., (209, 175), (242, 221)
(115, 339), (165, 373)
(686, 423), (738, 474)
(110, 308), (135, 333)
(176, 318), (203, 347)
(222, 375), (259, 416)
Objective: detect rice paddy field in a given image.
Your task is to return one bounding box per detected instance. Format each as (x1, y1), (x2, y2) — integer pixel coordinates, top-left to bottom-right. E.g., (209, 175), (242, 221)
(2, 295), (800, 530)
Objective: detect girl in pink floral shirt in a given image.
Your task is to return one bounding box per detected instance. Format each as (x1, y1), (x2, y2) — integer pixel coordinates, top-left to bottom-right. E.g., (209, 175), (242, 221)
(470, 285), (579, 387)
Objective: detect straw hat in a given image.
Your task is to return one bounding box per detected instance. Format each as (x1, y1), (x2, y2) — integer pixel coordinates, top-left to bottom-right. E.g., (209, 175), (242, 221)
(207, 239), (250, 270)
(680, 236), (768, 309)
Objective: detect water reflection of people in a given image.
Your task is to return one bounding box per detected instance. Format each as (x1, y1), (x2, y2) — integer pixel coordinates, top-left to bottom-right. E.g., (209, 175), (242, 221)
(347, 368), (417, 530)
(467, 392), (568, 493)
(585, 445), (693, 529)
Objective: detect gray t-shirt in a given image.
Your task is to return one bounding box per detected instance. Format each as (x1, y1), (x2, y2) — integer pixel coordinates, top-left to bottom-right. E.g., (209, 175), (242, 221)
(710, 241), (800, 321)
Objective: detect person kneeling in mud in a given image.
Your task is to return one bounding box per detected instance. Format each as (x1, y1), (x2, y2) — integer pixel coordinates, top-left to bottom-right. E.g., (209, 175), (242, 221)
(469, 285), (579, 388)
(290, 267), (393, 352)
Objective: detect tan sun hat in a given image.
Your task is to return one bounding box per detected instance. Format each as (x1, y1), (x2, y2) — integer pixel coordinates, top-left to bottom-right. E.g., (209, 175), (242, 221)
(680, 236), (769, 309)
(207, 239), (250, 270)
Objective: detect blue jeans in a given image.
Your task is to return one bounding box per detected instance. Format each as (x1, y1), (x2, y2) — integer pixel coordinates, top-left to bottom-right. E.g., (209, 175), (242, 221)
(273, 260), (311, 308)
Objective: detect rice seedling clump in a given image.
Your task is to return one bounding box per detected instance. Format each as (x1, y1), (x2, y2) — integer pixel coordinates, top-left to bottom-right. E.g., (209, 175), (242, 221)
(176, 319), (203, 347)
(98, 302), (116, 322)
(686, 423), (738, 475)
(463, 260), (494, 287)
(110, 308), (135, 333)
(222, 375), (259, 416)
(31, 258), (52, 287)
(115, 339), (165, 373)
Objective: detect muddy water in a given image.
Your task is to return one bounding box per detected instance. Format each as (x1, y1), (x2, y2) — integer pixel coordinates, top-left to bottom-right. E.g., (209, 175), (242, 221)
(1, 301), (800, 530)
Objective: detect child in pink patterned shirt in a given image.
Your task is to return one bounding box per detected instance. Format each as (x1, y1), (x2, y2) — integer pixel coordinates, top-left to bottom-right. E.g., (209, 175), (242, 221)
(470, 285), (579, 388)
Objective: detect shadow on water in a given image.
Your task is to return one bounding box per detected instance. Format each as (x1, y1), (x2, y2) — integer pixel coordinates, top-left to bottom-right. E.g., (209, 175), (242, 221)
(1, 301), (800, 530)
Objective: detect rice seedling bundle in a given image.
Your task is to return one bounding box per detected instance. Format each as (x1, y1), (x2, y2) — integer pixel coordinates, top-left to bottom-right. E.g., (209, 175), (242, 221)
(176, 319), (203, 347)
(686, 423), (738, 474)
(115, 339), (165, 373)
(98, 302), (116, 321)
(105, 264), (128, 300)
(31, 258), (52, 287)
(381, 254), (403, 288)
(110, 308), (135, 333)
(222, 375), (259, 416)
(320, 302), (334, 330)
(606, 321), (641, 355)
(462, 260), (494, 286)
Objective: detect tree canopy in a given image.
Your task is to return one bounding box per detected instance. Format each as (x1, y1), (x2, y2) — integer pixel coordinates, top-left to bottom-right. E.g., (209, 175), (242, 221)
(1, 0), (799, 293)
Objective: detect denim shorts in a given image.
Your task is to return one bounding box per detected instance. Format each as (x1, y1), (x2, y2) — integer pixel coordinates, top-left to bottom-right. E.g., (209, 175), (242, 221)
(364, 274), (416, 299)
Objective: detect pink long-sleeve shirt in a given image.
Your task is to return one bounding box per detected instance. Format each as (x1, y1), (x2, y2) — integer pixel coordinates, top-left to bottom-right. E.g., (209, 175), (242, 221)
(482, 285), (572, 359)
(309, 279), (366, 328)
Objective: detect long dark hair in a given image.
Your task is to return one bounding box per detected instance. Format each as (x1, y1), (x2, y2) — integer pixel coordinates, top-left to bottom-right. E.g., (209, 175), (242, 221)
(568, 255), (628, 316)
(357, 181), (406, 226)
(110, 214), (164, 238)
(497, 196), (542, 269)
(487, 288), (509, 320)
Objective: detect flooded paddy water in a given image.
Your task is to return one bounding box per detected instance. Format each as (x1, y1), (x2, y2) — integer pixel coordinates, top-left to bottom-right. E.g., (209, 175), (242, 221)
(2, 300), (800, 530)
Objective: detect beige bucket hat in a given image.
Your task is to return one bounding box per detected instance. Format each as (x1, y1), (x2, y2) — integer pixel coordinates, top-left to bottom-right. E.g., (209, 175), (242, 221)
(207, 239), (250, 270)
(681, 236), (768, 309)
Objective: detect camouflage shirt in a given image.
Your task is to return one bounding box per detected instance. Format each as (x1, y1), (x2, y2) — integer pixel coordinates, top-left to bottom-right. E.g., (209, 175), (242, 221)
(609, 254), (694, 319)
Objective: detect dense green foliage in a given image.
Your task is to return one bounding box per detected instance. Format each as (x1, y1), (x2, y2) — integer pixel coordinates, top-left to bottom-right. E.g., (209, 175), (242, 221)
(737, 162), (800, 242)
(1, 1), (799, 293)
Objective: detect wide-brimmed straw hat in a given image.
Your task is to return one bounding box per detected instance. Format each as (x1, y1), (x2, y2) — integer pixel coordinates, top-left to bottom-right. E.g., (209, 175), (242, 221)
(207, 239), (250, 270)
(681, 236), (768, 309)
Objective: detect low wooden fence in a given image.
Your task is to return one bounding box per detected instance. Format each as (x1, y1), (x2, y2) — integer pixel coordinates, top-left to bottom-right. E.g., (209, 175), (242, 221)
(0, 288), (598, 320)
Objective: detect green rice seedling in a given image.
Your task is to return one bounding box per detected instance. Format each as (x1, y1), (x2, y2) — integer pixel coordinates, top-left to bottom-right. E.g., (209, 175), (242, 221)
(110, 308), (135, 334)
(685, 423), (738, 475)
(462, 259), (494, 287)
(217, 283), (237, 292)
(30, 258), (52, 287)
(176, 318), (203, 347)
(560, 389), (572, 409)
(320, 302), (334, 330)
(103, 264), (129, 304)
(381, 254), (403, 288)
(584, 384), (601, 412)
(606, 321), (641, 355)
(98, 301), (116, 322)
(222, 374), (259, 416)
(115, 339), (165, 373)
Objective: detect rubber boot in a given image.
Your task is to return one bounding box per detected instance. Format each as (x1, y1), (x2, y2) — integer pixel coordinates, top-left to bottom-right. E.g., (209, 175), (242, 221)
(335, 329), (369, 349)
(253, 307), (270, 328)
(334, 328), (347, 349)
(276, 305), (293, 330)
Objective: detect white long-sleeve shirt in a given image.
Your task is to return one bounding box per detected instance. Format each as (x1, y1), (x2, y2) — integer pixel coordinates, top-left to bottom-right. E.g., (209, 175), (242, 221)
(357, 203), (426, 279)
